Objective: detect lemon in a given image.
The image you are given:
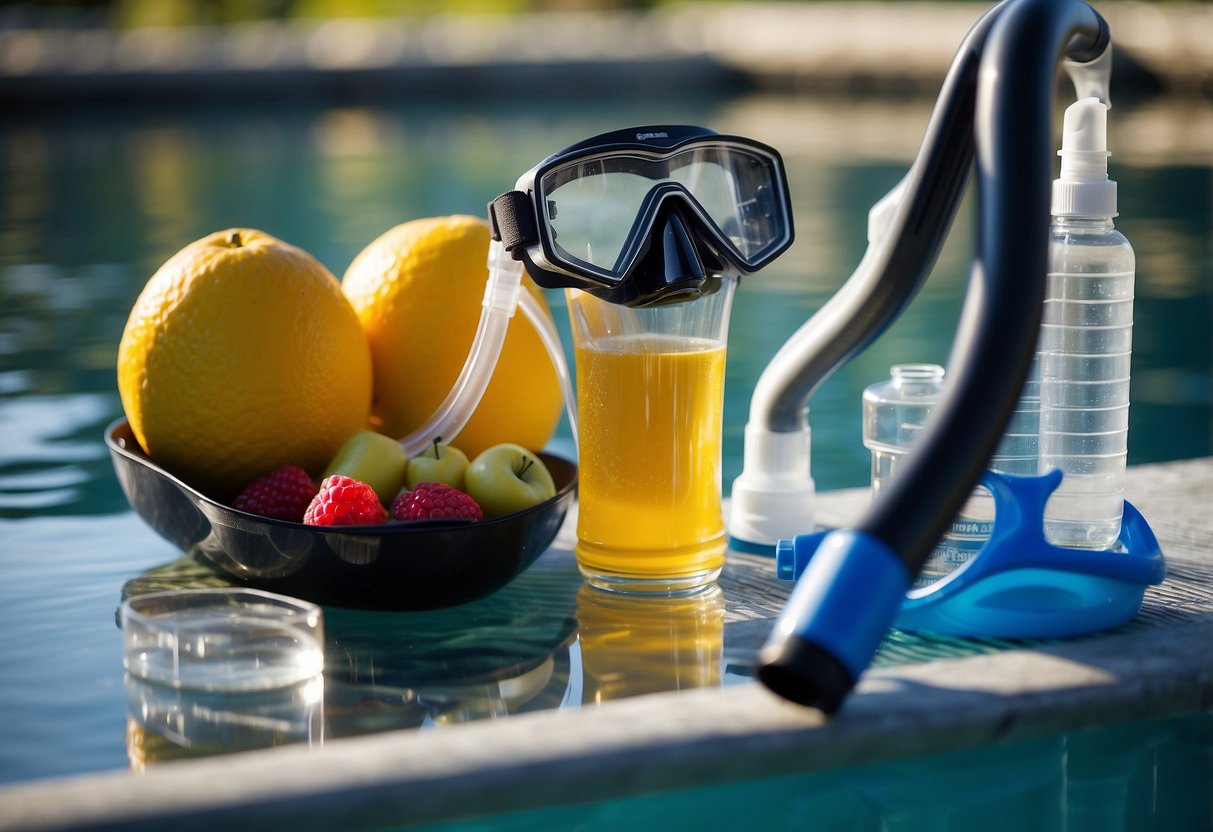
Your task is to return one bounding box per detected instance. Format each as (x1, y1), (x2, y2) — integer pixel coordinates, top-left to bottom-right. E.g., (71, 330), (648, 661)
(341, 215), (562, 459)
(117, 229), (373, 499)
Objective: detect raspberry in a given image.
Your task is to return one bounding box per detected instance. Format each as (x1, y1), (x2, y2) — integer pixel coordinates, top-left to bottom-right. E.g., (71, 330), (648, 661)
(303, 475), (388, 526)
(391, 482), (483, 522)
(232, 465), (317, 522)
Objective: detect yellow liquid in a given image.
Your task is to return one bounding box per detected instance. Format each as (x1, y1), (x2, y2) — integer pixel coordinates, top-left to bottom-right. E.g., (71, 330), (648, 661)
(576, 584), (724, 703)
(574, 333), (727, 586)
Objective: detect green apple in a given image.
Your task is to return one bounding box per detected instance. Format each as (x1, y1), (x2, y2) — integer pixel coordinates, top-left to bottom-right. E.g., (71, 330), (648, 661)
(324, 430), (408, 506)
(405, 439), (470, 490)
(465, 443), (557, 518)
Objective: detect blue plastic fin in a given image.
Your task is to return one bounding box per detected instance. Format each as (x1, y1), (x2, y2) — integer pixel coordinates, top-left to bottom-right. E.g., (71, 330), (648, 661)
(774, 470), (1165, 639)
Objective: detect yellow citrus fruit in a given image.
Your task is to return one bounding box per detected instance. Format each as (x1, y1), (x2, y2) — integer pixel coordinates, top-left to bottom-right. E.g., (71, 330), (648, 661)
(341, 215), (562, 460)
(117, 228), (373, 500)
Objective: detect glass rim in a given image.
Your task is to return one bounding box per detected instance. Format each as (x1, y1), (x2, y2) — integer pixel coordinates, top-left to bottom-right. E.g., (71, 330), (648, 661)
(121, 587), (325, 692)
(120, 587), (323, 625)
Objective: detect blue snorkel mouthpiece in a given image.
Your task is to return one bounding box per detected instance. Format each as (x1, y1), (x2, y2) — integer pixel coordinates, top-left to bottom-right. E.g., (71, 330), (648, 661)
(760, 530), (910, 712)
(758, 0), (1112, 714)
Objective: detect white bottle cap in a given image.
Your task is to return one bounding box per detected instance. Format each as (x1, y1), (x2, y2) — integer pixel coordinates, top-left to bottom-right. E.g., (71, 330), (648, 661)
(1052, 97), (1117, 217)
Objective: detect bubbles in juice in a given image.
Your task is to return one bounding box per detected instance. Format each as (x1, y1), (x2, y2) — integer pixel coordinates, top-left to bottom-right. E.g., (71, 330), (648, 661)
(574, 333), (727, 587)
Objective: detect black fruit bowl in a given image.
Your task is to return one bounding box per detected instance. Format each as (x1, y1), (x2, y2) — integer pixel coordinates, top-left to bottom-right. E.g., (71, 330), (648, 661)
(106, 418), (577, 611)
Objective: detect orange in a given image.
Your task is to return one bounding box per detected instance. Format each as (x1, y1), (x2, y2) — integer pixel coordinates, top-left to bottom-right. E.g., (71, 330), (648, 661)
(117, 228), (373, 500)
(341, 215), (562, 459)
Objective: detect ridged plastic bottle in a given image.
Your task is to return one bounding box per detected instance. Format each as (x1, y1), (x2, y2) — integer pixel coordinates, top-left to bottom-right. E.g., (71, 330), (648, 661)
(949, 354), (1040, 563)
(862, 363), (1038, 588)
(1039, 97), (1134, 549)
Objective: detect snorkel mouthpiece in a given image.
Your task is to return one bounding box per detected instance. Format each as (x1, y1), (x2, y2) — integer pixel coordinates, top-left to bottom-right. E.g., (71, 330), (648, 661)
(760, 529), (910, 713)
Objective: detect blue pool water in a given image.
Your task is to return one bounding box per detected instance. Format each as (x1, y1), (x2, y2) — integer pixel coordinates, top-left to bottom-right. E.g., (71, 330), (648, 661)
(1, 89), (1210, 791)
(412, 711), (1213, 831)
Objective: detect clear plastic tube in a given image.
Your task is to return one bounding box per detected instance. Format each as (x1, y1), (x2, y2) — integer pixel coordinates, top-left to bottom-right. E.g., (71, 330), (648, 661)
(518, 289), (578, 450)
(399, 239), (578, 457)
(398, 240), (521, 457)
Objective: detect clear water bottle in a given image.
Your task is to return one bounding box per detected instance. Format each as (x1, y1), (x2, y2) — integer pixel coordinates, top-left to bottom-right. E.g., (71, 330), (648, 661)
(862, 364), (965, 587)
(862, 364), (945, 499)
(954, 354), (1040, 546)
(863, 363), (1039, 588)
(1039, 97), (1133, 549)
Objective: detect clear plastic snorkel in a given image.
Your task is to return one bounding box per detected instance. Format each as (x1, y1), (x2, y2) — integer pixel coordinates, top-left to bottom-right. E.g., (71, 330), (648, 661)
(402, 123), (797, 465)
(397, 238), (578, 458)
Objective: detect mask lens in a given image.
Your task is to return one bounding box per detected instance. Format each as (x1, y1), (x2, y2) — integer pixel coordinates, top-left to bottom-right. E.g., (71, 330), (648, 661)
(670, 147), (787, 260)
(541, 158), (655, 273)
(539, 142), (788, 278)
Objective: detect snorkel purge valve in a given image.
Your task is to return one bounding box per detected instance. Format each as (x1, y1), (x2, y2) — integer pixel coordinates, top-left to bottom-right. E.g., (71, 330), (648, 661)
(757, 0), (1126, 714)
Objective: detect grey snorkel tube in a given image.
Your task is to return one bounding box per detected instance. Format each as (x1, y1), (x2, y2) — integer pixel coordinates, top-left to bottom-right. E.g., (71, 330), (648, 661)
(729, 2), (999, 549)
(758, 0), (1111, 713)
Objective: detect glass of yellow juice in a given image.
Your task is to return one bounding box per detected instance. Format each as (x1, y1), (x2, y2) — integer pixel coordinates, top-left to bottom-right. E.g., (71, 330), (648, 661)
(567, 278), (736, 594)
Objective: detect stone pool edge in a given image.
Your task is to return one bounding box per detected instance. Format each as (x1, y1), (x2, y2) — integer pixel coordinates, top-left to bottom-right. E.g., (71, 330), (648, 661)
(2, 610), (1210, 831)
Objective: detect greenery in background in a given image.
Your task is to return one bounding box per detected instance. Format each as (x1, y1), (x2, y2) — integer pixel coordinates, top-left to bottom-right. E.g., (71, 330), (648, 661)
(1, 0), (1203, 29)
(109, 0), (534, 27)
(15, 0), (630, 29)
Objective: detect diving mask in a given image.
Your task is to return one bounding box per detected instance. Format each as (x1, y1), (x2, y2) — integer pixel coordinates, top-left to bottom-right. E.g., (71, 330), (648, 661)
(489, 125), (794, 307)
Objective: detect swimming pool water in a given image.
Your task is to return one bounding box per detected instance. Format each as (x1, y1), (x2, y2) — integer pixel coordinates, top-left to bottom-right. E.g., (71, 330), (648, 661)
(408, 711), (1213, 832)
(1, 90), (1210, 787)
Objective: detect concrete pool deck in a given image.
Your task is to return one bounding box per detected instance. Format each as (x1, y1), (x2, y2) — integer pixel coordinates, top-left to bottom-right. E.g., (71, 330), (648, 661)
(2, 2), (1211, 103)
(1, 457), (1210, 830)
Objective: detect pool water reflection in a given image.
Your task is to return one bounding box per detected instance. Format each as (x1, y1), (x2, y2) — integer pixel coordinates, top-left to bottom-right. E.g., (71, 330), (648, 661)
(1, 89), (1210, 785)
(119, 541), (742, 766)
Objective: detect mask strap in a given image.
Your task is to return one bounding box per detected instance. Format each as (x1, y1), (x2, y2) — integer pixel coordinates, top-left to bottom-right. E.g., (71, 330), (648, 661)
(488, 191), (538, 255)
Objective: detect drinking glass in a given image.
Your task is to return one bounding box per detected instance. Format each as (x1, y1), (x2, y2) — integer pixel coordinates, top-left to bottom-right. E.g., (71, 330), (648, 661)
(567, 277), (736, 594)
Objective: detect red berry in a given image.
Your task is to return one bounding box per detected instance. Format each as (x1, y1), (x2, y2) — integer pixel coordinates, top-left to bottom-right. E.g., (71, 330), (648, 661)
(232, 465), (318, 522)
(392, 482), (483, 522)
(303, 475), (389, 526)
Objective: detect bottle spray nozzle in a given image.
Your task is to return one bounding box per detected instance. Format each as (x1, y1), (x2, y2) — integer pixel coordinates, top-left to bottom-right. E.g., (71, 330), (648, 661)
(1059, 97), (1110, 180)
(1052, 97), (1117, 218)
